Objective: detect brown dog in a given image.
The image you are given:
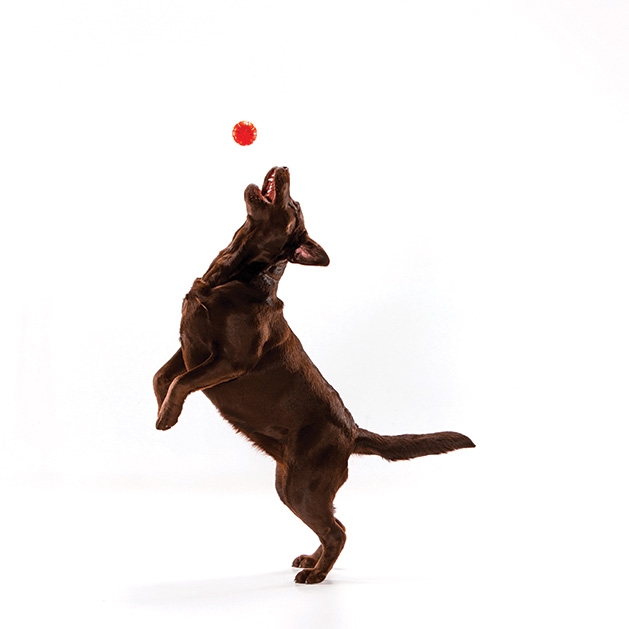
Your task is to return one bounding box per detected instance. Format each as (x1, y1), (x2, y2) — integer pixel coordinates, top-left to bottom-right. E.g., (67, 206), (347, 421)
(153, 167), (474, 584)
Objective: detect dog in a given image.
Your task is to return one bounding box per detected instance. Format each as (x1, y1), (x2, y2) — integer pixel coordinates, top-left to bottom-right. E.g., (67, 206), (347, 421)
(153, 166), (475, 584)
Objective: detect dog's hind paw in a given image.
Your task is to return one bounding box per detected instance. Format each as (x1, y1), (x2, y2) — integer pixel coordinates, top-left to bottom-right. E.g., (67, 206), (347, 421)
(292, 554), (318, 569)
(294, 568), (327, 585)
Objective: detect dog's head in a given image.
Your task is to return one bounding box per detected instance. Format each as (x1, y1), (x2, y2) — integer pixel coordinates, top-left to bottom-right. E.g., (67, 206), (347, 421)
(243, 167), (329, 268)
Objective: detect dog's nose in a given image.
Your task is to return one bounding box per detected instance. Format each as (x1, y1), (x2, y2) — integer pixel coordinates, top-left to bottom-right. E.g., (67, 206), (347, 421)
(282, 166), (290, 173)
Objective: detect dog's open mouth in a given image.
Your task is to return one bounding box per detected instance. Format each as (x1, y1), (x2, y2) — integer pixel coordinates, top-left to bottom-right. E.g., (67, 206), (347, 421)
(261, 167), (290, 204)
(261, 168), (278, 203)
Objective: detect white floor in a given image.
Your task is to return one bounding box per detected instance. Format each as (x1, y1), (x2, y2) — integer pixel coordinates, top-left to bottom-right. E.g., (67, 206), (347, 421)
(2, 450), (625, 629)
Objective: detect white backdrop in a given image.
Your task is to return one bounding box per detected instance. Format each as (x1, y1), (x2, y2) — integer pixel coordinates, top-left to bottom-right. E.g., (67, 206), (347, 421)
(1, 1), (628, 627)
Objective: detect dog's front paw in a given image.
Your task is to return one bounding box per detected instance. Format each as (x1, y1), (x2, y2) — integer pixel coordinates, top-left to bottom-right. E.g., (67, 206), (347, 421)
(156, 402), (180, 431)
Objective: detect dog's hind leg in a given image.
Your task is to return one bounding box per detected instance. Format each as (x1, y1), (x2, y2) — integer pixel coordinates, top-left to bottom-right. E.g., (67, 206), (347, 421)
(153, 349), (186, 410)
(292, 518), (346, 569)
(276, 458), (349, 584)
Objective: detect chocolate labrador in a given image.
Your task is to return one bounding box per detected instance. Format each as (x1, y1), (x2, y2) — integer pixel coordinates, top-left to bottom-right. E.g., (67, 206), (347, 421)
(153, 166), (474, 584)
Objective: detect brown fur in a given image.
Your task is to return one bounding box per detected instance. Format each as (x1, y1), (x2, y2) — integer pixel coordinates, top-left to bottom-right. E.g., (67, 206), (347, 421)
(154, 167), (475, 584)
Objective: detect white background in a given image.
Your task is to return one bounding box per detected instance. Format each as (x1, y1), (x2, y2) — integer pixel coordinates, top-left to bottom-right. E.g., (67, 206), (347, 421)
(1, 1), (628, 626)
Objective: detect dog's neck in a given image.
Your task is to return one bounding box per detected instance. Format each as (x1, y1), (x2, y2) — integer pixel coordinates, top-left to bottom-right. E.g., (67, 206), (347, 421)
(250, 260), (287, 295)
(198, 220), (289, 286)
(263, 260), (288, 282)
(194, 259), (287, 297)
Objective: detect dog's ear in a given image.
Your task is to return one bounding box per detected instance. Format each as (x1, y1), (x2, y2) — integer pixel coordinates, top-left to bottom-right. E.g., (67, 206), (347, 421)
(289, 237), (330, 266)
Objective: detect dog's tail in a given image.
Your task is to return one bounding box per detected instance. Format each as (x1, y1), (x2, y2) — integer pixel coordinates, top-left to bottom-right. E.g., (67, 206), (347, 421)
(353, 427), (475, 461)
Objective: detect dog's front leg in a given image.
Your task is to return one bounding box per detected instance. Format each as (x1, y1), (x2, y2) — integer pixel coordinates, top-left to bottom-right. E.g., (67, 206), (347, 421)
(153, 349), (186, 411)
(156, 356), (247, 430)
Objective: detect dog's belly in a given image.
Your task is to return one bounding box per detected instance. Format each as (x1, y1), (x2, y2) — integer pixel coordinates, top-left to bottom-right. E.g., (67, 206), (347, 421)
(203, 349), (354, 440)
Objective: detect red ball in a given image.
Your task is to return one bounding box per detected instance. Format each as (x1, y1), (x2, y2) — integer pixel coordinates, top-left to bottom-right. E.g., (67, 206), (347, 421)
(232, 121), (257, 146)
